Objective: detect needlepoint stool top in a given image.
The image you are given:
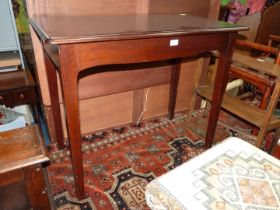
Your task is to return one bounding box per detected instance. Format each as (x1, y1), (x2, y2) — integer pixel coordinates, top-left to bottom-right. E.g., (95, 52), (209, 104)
(145, 137), (280, 210)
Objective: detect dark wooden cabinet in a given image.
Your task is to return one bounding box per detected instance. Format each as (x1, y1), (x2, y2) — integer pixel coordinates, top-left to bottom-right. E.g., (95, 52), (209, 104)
(0, 69), (38, 121)
(10, 88), (36, 106)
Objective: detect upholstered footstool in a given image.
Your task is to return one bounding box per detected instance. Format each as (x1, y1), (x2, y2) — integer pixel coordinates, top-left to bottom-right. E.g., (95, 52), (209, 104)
(145, 137), (280, 210)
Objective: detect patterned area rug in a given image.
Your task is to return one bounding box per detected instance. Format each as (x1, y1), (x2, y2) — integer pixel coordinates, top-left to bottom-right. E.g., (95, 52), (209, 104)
(47, 110), (269, 210)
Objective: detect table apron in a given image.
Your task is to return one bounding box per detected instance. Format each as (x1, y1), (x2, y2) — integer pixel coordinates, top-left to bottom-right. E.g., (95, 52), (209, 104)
(59, 32), (230, 73)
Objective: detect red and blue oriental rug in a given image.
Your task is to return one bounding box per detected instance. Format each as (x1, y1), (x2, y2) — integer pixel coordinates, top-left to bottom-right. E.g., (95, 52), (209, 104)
(47, 110), (270, 210)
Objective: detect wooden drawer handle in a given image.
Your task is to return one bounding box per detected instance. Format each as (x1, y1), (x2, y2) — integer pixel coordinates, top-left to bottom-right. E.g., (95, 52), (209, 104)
(0, 95), (4, 100)
(20, 93), (25, 99)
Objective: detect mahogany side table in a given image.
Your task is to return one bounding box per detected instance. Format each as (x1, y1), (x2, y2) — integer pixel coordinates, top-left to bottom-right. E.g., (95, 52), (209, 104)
(30, 14), (247, 199)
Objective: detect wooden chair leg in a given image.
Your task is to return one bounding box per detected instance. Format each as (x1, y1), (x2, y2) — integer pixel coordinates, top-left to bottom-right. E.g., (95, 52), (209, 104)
(256, 81), (280, 148)
(203, 101), (211, 118)
(259, 86), (273, 110)
(187, 57), (209, 121)
(252, 86), (273, 135)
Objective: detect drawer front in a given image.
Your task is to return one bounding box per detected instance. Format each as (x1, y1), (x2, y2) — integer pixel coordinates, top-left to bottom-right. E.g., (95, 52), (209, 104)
(0, 92), (11, 104)
(11, 89), (36, 105)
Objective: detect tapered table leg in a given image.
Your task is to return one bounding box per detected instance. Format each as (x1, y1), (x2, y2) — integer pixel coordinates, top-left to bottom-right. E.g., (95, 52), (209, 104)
(58, 45), (85, 199)
(205, 33), (236, 148)
(168, 60), (181, 120)
(44, 52), (65, 150)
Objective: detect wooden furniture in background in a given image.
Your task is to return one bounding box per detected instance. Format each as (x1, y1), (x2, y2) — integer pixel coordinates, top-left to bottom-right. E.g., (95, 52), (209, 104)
(231, 39), (280, 111)
(0, 0), (24, 70)
(30, 13), (246, 199)
(268, 34), (280, 63)
(197, 40), (280, 153)
(267, 34), (280, 158)
(0, 125), (51, 210)
(256, 1), (280, 46)
(25, 0), (220, 143)
(0, 68), (39, 122)
(268, 34), (280, 47)
(0, 51), (21, 69)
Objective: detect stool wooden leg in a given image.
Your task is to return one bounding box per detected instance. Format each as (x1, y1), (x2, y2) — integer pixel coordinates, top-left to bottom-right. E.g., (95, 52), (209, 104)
(259, 86), (273, 110)
(23, 165), (51, 210)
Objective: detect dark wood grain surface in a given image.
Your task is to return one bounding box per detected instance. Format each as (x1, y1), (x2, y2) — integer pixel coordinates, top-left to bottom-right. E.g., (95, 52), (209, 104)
(0, 125), (49, 174)
(0, 70), (35, 91)
(31, 14), (248, 44)
(0, 125), (51, 209)
(0, 69), (39, 122)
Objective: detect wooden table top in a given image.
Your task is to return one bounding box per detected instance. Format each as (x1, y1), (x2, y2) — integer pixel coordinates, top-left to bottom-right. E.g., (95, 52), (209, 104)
(0, 125), (49, 174)
(30, 14), (248, 44)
